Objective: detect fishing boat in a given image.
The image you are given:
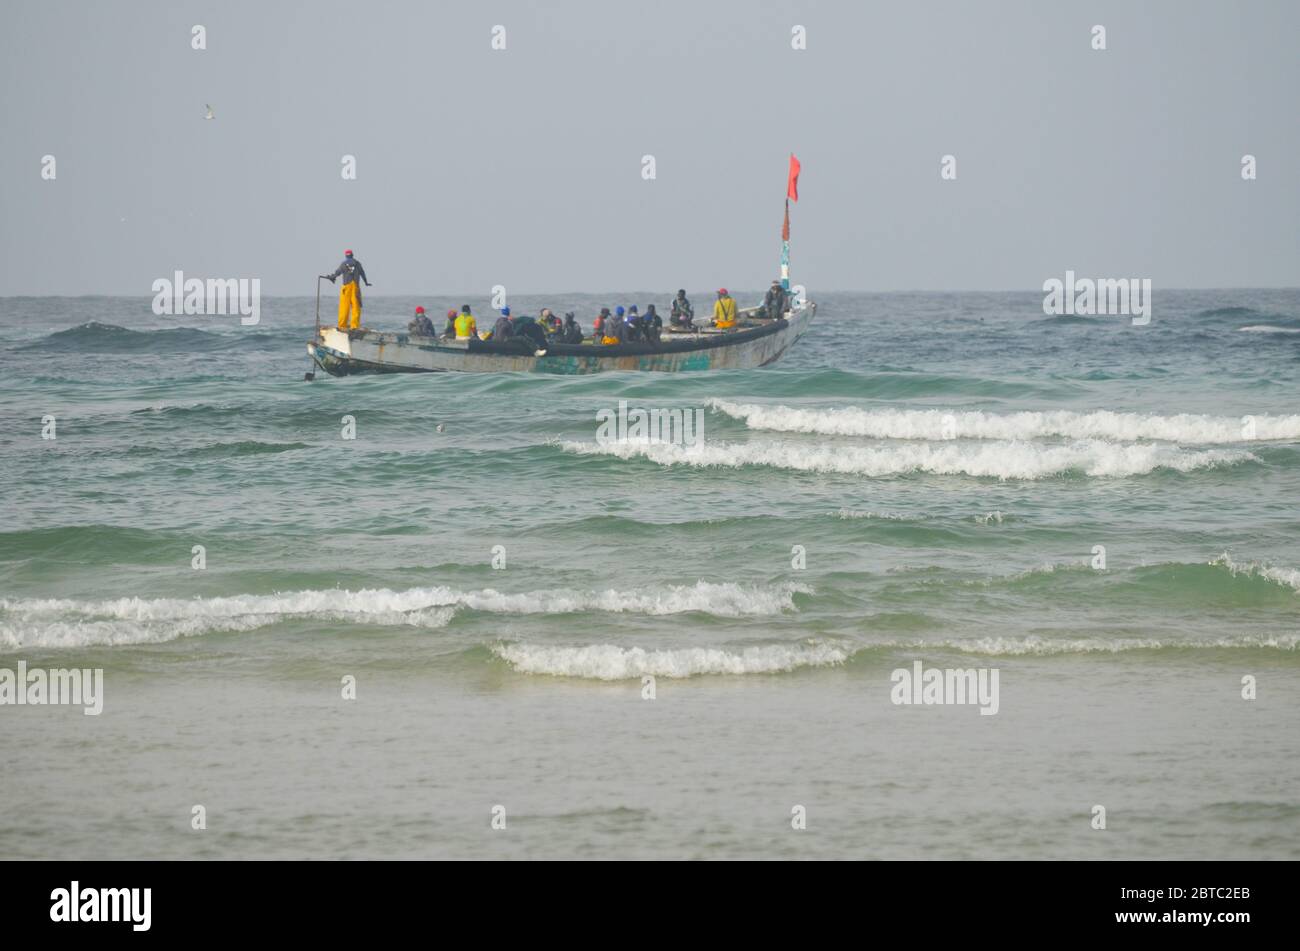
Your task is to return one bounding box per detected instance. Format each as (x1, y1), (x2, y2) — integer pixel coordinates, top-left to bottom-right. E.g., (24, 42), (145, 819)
(307, 156), (811, 376)
(307, 300), (815, 376)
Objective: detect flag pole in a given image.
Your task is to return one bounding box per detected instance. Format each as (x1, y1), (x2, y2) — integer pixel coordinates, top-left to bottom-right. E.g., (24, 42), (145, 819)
(782, 154), (799, 292)
(781, 198), (791, 291)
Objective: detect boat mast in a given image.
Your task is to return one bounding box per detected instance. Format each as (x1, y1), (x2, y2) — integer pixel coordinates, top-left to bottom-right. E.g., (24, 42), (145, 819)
(782, 154), (800, 291)
(781, 199), (790, 291)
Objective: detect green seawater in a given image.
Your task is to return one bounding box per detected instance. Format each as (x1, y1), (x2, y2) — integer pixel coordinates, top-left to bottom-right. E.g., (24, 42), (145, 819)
(1, 291), (1298, 858)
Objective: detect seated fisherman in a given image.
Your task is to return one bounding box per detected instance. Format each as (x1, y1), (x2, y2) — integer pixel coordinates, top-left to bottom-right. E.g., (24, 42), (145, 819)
(454, 305), (478, 340)
(763, 280), (789, 319)
(491, 307), (514, 341)
(603, 307), (626, 344)
(539, 308), (562, 336)
(408, 306), (435, 336)
(643, 304), (663, 344)
(441, 309), (458, 338)
(562, 312), (583, 343)
(670, 289), (694, 329)
(712, 288), (737, 329)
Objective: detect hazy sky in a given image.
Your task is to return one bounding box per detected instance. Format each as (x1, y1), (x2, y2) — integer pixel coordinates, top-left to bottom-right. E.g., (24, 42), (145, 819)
(1, 0), (1296, 295)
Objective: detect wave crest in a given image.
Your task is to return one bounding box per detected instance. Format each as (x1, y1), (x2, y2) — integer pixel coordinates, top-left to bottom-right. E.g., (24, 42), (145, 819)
(492, 642), (849, 679)
(898, 634), (1300, 655)
(1238, 325), (1300, 334)
(561, 437), (1255, 480)
(711, 400), (1300, 443)
(492, 633), (1299, 679)
(1210, 554), (1300, 593)
(0, 581), (808, 650)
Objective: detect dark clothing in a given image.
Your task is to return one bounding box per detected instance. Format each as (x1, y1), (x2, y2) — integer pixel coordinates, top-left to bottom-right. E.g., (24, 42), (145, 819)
(644, 309), (663, 344)
(441, 317), (456, 338)
(328, 257), (368, 287)
(562, 318), (583, 343)
(408, 315), (435, 336)
(763, 286), (789, 319)
(492, 316), (514, 340)
(515, 319), (548, 349)
(671, 295), (694, 327)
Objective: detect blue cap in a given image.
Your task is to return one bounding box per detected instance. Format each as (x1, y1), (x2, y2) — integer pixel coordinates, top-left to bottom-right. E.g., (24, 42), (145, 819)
(501, 306), (511, 316)
(629, 305), (639, 314)
(615, 306), (625, 316)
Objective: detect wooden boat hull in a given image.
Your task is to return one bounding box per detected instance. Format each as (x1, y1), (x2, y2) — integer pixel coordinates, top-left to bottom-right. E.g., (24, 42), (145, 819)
(307, 302), (816, 376)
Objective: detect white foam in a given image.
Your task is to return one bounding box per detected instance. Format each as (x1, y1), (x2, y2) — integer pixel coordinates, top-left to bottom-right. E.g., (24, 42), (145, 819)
(1238, 325), (1300, 334)
(562, 437), (1255, 480)
(834, 508), (1009, 524)
(912, 633), (1300, 654)
(0, 613), (285, 651)
(0, 581), (808, 650)
(492, 634), (1298, 677)
(1210, 554), (1300, 593)
(834, 509), (917, 521)
(711, 400), (1300, 443)
(447, 580), (810, 617)
(492, 642), (849, 679)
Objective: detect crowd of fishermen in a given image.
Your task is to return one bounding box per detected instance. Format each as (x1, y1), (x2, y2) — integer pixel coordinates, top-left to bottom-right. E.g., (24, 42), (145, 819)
(404, 282), (792, 346)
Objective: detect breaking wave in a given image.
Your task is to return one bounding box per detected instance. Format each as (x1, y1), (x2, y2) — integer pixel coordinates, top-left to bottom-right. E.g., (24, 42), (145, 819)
(891, 633), (1300, 655)
(1210, 553), (1300, 593)
(1238, 325), (1300, 334)
(711, 400), (1300, 443)
(492, 642), (850, 679)
(560, 437), (1256, 480)
(0, 581), (809, 650)
(492, 632), (1299, 679)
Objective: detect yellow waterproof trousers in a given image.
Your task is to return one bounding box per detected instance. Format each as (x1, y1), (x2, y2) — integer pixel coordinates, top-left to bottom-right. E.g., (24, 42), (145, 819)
(337, 282), (362, 330)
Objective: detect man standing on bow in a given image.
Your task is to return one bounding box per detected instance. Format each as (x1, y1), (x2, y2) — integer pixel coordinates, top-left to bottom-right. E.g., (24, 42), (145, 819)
(322, 249), (371, 331)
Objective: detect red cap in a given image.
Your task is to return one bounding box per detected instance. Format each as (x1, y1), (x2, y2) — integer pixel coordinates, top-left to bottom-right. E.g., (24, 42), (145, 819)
(344, 249), (353, 256)
(718, 287), (728, 295)
(415, 306), (425, 314)
(447, 309), (457, 318)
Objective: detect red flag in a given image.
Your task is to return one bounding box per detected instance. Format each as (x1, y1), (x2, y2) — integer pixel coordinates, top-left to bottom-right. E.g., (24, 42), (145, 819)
(786, 154), (801, 202)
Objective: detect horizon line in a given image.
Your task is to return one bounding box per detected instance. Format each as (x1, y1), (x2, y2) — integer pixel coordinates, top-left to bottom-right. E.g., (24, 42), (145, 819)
(3, 284), (1300, 300)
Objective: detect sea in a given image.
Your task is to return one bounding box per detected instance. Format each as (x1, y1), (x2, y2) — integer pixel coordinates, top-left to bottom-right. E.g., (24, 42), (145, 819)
(1, 289), (1297, 859)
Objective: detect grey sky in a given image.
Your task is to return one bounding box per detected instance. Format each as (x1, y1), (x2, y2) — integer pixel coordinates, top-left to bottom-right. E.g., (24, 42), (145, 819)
(1, 0), (1296, 295)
